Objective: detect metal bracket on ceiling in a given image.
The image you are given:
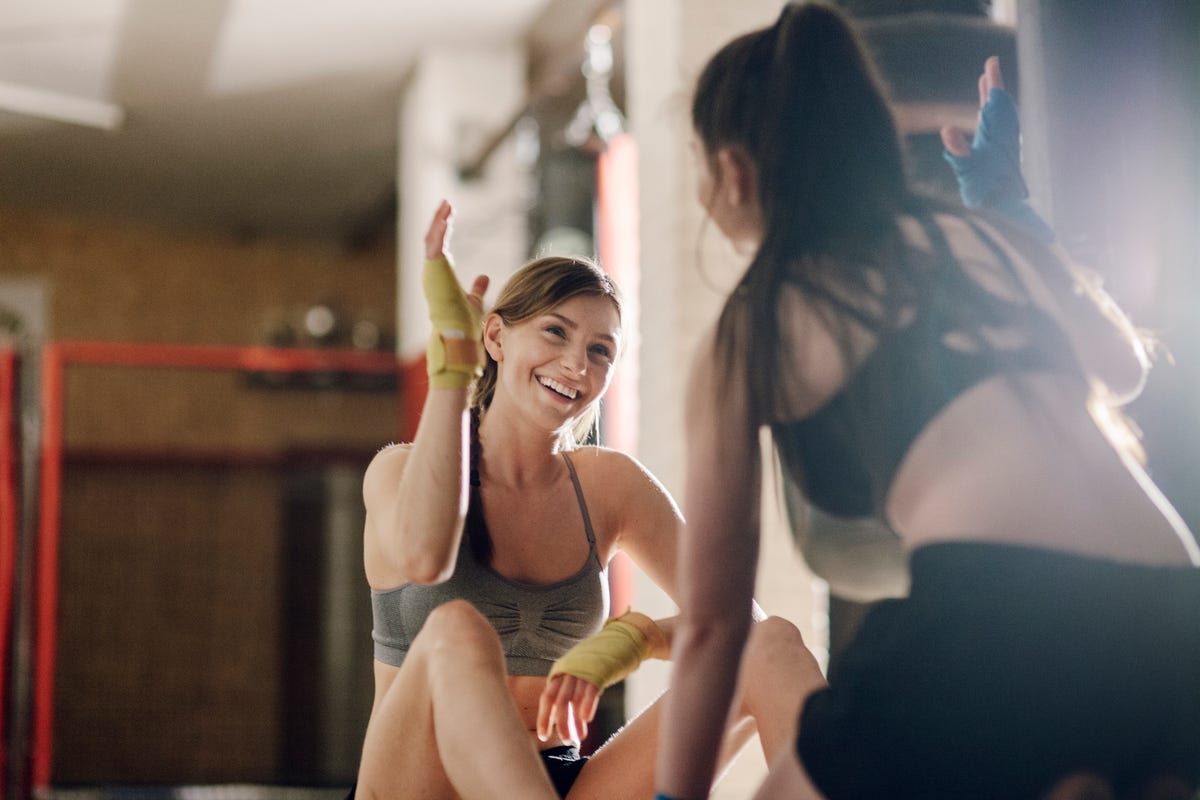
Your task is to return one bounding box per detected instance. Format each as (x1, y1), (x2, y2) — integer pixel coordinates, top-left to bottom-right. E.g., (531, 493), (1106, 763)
(562, 23), (624, 148)
(457, 5), (623, 182)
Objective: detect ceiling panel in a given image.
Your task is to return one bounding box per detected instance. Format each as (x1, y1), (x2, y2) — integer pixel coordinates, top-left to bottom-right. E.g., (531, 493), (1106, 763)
(0, 0), (557, 242)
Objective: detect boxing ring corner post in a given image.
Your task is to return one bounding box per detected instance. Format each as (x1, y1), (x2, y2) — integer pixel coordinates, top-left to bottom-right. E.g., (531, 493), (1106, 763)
(31, 343), (64, 792)
(0, 346), (19, 789)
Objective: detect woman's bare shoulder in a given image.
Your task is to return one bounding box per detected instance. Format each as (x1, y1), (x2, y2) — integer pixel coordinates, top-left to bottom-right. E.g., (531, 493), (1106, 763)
(567, 445), (652, 484)
(567, 445), (679, 509)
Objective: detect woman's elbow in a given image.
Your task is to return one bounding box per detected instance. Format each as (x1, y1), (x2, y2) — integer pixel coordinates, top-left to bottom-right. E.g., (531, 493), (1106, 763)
(397, 549), (457, 585)
(375, 523), (460, 585)
(1090, 339), (1150, 406)
(676, 608), (750, 652)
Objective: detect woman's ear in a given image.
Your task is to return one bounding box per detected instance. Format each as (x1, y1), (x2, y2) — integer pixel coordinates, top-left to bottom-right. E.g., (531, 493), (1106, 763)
(482, 313), (504, 362)
(716, 146), (757, 209)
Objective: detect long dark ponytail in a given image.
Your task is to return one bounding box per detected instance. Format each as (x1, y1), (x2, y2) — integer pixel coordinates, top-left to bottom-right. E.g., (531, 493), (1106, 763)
(693, 2), (1098, 511)
(694, 2), (914, 426)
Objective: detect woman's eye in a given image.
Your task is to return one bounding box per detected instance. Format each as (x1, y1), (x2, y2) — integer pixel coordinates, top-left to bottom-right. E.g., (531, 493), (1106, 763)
(545, 325), (566, 338)
(590, 345), (613, 361)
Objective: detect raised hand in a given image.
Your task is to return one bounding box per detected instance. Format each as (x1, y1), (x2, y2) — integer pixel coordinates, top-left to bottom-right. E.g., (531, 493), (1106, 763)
(423, 200), (489, 388)
(940, 57), (1055, 242)
(941, 55), (1006, 159)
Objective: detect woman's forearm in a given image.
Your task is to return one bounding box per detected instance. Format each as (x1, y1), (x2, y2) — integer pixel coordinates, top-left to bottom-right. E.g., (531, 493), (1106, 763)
(656, 341), (762, 797)
(656, 610), (751, 798)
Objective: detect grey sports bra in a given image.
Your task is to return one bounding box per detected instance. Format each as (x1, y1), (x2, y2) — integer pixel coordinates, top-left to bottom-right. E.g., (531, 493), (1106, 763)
(370, 452), (608, 676)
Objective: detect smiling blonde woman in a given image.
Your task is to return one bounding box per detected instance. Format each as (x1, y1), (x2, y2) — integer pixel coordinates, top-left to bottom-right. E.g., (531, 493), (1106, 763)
(349, 200), (818, 800)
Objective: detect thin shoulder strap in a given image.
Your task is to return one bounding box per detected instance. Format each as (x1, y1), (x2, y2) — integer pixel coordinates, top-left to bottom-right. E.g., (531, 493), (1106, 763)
(915, 211), (957, 265)
(560, 452), (602, 569)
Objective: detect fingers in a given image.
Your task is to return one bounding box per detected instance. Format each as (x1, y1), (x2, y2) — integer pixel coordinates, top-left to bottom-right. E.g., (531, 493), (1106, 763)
(984, 55), (1004, 93)
(582, 684), (601, 725)
(940, 126), (971, 158)
(977, 55), (1005, 110)
(424, 199), (453, 260)
(538, 675), (581, 744)
(546, 678), (574, 744)
(536, 675), (599, 746)
(567, 681), (591, 743)
(467, 274), (489, 313)
(537, 675), (565, 742)
(553, 679), (587, 746)
(423, 202), (488, 313)
(564, 705), (583, 747)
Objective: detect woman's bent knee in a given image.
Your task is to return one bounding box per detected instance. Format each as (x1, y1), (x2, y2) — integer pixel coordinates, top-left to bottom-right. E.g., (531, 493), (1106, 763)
(414, 599), (504, 666)
(739, 616), (825, 718)
(745, 616), (809, 668)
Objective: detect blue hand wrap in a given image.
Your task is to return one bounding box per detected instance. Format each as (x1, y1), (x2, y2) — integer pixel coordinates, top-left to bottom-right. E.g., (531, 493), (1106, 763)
(943, 88), (1056, 243)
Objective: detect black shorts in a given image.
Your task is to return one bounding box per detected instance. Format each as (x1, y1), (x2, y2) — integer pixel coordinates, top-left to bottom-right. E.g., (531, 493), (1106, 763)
(797, 541), (1200, 799)
(541, 744), (589, 797)
(344, 745), (588, 799)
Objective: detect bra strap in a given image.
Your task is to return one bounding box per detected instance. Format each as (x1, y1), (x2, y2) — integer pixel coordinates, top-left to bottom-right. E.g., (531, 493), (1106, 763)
(561, 452), (602, 569)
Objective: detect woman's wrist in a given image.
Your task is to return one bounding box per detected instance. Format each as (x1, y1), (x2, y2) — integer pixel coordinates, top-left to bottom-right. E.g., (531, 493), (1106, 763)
(616, 610), (669, 660)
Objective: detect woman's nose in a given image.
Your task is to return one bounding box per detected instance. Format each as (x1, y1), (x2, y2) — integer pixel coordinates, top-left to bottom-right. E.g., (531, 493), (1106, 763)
(562, 347), (587, 374)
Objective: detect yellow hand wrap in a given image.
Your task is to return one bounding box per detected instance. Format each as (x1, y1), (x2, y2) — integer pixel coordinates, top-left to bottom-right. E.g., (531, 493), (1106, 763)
(547, 610), (669, 690)
(423, 255), (484, 389)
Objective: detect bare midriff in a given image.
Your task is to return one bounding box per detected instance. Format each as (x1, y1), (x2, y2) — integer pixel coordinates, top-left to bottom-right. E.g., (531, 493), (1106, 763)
(508, 674), (562, 746)
(886, 373), (1197, 566)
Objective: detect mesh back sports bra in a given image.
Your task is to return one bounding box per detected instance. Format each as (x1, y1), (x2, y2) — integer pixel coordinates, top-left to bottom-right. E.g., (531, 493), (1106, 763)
(370, 451), (608, 676)
(772, 216), (1072, 520)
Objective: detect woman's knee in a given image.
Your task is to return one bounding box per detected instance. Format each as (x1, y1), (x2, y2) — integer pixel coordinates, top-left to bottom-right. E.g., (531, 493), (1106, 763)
(743, 616), (811, 674)
(738, 616), (825, 712)
(413, 599), (503, 667)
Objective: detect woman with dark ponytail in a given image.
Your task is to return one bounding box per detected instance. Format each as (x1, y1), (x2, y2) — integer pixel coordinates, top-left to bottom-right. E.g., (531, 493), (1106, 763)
(657, 3), (1200, 799)
(352, 201), (812, 799)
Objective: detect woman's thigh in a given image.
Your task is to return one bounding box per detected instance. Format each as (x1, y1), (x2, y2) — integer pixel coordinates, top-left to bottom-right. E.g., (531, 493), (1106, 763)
(565, 693), (757, 800)
(355, 600), (535, 800)
(568, 617), (817, 799)
(355, 642), (459, 800)
(754, 745), (826, 800)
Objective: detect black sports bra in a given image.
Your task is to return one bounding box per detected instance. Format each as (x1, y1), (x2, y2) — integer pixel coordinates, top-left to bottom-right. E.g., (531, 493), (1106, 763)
(772, 215), (1074, 520)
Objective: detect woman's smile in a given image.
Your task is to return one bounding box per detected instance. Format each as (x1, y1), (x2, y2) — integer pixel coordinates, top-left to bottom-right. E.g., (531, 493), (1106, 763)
(537, 375), (580, 401)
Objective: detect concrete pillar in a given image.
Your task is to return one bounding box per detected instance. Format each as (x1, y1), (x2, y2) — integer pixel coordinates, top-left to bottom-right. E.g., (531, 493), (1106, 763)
(626, 1), (827, 795)
(396, 46), (532, 359)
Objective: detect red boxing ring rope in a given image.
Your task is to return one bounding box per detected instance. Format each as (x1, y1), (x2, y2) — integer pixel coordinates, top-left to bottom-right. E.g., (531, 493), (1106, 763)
(30, 340), (410, 792)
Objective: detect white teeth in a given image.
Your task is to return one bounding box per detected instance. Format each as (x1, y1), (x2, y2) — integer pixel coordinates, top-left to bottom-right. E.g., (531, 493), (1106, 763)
(538, 376), (578, 399)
